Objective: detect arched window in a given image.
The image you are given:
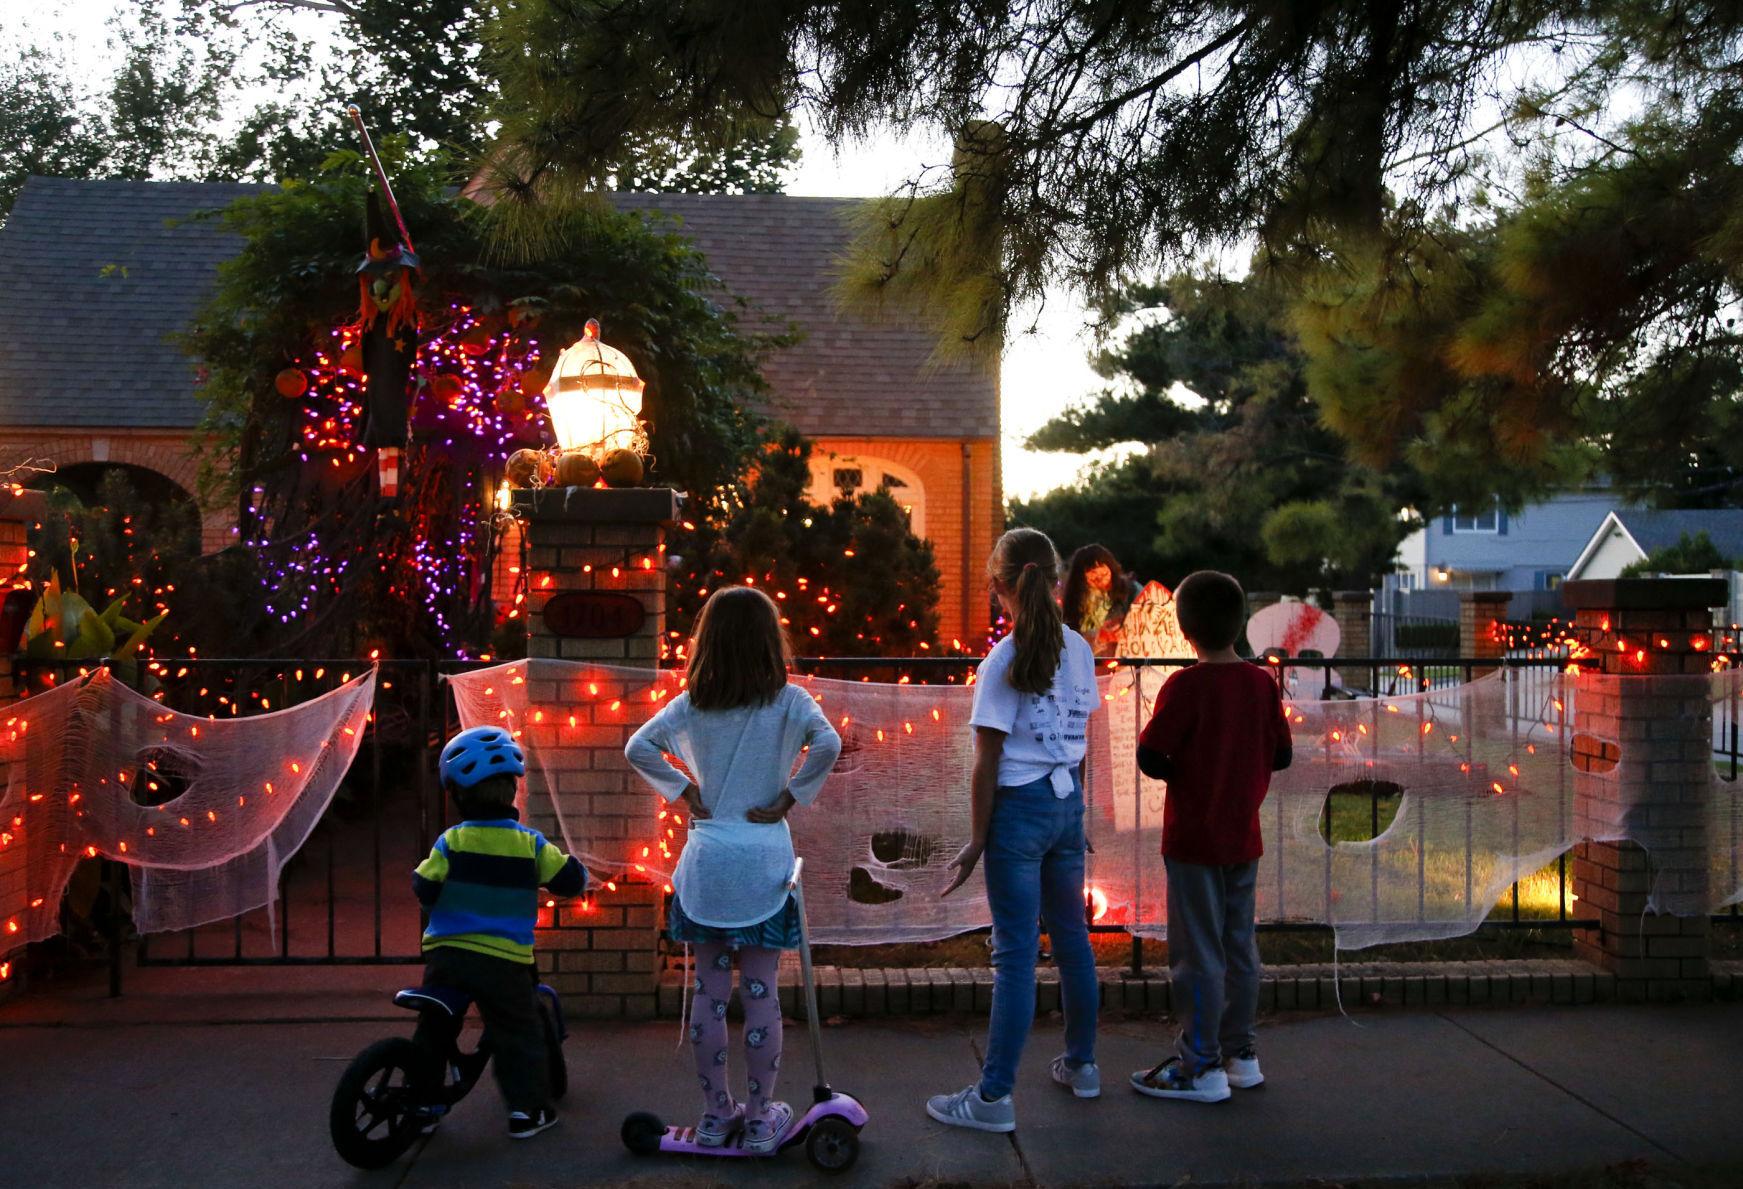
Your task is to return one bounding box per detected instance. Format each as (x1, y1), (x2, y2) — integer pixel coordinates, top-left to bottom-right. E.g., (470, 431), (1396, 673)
(806, 454), (926, 537)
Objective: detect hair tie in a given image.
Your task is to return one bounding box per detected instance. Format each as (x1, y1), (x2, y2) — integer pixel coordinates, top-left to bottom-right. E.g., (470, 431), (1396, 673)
(1022, 561), (1039, 573)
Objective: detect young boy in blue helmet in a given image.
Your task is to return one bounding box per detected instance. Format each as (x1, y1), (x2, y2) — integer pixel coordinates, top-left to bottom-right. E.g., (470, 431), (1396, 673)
(413, 725), (587, 1139)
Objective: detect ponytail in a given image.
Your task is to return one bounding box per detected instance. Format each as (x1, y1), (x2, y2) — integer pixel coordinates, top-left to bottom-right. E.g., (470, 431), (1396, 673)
(991, 529), (1064, 695)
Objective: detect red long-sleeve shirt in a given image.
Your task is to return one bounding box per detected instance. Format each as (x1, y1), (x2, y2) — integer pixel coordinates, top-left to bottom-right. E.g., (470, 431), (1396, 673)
(1138, 661), (1293, 865)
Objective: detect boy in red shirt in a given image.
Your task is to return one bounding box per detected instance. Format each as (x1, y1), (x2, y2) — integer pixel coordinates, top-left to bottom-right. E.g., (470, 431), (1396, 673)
(1130, 571), (1293, 1103)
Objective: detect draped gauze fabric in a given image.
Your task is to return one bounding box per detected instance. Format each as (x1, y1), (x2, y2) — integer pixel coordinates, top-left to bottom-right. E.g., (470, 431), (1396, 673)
(449, 661), (1743, 949)
(1, 669), (376, 941)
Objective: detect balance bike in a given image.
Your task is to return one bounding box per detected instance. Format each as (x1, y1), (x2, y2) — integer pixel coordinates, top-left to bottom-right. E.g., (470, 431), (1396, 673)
(329, 980), (568, 1169)
(621, 858), (868, 1172)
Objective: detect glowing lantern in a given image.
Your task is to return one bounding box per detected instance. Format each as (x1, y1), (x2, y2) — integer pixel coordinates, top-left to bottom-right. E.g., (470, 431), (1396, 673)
(543, 319), (646, 461)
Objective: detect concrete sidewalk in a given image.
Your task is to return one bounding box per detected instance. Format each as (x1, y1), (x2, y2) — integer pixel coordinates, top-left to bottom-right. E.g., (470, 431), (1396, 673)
(3, 970), (1740, 1187)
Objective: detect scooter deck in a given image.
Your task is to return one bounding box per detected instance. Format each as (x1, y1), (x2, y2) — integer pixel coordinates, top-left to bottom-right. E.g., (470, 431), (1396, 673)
(652, 1094), (868, 1157)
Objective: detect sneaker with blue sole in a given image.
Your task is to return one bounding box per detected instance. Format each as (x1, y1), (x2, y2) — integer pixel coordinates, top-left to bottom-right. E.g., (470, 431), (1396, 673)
(1130, 1057), (1231, 1102)
(926, 1083), (1016, 1132)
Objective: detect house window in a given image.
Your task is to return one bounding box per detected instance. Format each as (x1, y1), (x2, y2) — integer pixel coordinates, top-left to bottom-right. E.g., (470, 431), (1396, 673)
(1451, 509), (1498, 532)
(808, 454), (926, 538)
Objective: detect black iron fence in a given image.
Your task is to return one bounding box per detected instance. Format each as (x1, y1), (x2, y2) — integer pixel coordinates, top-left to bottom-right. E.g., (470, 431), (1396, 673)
(1368, 613), (1461, 660)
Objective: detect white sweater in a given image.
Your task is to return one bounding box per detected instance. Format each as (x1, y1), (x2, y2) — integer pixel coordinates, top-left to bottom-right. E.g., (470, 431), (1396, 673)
(624, 683), (842, 928)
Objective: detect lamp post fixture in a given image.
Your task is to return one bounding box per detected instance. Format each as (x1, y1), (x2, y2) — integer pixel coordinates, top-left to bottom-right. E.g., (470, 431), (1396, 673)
(543, 318), (646, 486)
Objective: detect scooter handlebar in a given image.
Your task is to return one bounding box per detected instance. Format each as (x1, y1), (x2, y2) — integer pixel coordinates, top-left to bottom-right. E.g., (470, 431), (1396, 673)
(786, 857), (803, 891)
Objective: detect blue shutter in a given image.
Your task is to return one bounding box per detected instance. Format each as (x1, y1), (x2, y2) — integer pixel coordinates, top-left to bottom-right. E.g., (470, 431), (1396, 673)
(1442, 517), (1453, 535)
(1497, 509), (1508, 535)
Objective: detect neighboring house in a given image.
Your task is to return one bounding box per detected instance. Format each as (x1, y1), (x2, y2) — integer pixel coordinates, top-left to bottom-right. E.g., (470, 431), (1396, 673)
(0, 178), (1001, 645)
(1565, 508), (1743, 623)
(1387, 491), (1623, 612)
(0, 177), (268, 553)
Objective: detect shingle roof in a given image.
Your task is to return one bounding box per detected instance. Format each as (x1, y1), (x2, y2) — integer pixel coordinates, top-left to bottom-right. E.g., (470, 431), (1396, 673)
(0, 177), (270, 429)
(1614, 509), (1743, 561)
(0, 181), (998, 439)
(610, 193), (998, 439)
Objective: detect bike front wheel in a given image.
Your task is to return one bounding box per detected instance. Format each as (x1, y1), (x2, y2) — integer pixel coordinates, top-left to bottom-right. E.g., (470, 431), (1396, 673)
(330, 1037), (434, 1169)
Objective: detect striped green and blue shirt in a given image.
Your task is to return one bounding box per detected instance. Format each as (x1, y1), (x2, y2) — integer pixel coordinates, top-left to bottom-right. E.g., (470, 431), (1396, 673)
(413, 818), (587, 964)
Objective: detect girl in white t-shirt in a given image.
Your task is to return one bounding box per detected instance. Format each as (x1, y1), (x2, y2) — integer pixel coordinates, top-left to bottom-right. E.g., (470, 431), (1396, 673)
(625, 586), (841, 1153)
(927, 528), (1101, 1132)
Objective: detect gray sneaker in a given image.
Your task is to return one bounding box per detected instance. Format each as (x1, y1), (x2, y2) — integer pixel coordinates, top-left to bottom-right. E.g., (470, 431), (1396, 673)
(1050, 1055), (1101, 1099)
(926, 1083), (1016, 1132)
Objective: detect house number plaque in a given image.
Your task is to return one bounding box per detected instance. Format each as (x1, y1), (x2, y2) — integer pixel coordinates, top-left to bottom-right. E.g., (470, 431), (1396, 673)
(542, 591), (647, 639)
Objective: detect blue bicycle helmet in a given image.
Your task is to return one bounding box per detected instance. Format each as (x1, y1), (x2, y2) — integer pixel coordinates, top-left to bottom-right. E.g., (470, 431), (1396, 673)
(439, 726), (526, 788)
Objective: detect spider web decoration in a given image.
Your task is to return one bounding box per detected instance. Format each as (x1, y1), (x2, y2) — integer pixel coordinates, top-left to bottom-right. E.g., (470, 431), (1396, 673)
(0, 669), (375, 945)
(452, 660), (1743, 947)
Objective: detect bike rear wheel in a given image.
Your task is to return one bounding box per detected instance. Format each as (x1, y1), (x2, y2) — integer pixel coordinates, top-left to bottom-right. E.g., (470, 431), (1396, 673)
(330, 1037), (434, 1169)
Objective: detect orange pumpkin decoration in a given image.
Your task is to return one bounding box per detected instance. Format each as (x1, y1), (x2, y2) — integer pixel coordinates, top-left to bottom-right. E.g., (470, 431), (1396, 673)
(555, 452), (601, 488)
(338, 344), (363, 376)
(459, 325), (493, 357)
(504, 448), (543, 488)
(497, 382), (526, 415)
(430, 374), (464, 404)
(600, 448), (644, 487)
(520, 366), (552, 399)
(274, 368), (308, 399)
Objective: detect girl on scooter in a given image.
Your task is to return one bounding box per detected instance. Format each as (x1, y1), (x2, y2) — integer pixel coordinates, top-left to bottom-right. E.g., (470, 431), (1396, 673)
(928, 528), (1103, 1132)
(625, 586), (842, 1154)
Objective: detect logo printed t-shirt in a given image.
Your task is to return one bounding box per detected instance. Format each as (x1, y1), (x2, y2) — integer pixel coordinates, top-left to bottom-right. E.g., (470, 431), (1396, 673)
(970, 632), (1100, 794)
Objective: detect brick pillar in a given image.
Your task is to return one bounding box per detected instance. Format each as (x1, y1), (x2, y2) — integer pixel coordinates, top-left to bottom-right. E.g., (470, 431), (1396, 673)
(1563, 577), (1723, 1003)
(1331, 590), (1373, 657)
(514, 485), (677, 1018)
(1459, 590), (1511, 676)
(0, 489), (43, 1004)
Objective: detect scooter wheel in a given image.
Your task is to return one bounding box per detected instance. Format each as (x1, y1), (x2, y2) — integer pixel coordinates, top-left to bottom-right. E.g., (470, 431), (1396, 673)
(805, 1115), (860, 1173)
(621, 1111), (666, 1155)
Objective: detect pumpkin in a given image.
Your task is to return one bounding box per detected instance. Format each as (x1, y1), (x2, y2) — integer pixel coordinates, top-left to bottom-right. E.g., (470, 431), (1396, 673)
(274, 368), (308, 399)
(338, 344), (363, 376)
(555, 451), (601, 488)
(431, 374), (464, 403)
(505, 449), (543, 488)
(600, 448), (644, 487)
(459, 325), (493, 357)
(520, 366), (552, 398)
(497, 383), (527, 414)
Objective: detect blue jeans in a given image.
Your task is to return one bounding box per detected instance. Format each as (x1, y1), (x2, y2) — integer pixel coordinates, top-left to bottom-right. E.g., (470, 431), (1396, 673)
(979, 774), (1098, 1099)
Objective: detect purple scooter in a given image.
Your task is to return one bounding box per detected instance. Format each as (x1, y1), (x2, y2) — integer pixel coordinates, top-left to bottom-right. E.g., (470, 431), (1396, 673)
(621, 859), (868, 1173)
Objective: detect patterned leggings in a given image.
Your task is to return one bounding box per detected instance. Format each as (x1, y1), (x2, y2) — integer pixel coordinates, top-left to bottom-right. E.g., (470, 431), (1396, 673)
(690, 942), (783, 1126)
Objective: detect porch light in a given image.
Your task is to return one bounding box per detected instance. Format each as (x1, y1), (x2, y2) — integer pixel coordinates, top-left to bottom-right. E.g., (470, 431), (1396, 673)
(543, 319), (646, 458)
(1435, 569), (1450, 583)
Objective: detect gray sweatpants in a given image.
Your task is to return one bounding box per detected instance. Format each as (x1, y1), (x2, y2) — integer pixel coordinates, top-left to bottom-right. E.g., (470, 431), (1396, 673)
(1165, 856), (1261, 1077)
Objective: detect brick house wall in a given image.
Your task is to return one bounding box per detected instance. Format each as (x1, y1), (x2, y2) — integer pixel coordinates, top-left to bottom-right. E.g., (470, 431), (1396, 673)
(0, 428), (234, 554)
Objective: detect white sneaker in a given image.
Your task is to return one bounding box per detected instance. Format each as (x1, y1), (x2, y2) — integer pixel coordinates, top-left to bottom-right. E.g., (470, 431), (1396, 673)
(1225, 1047), (1264, 1089)
(926, 1083), (1016, 1132)
(1130, 1057), (1231, 1103)
(1050, 1055), (1101, 1099)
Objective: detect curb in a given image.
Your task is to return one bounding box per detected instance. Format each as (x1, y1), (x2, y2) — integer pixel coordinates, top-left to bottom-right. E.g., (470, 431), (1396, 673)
(656, 958), (1743, 1018)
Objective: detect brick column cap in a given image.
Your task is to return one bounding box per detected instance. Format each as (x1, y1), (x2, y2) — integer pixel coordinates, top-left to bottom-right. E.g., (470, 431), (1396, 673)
(513, 486), (681, 526)
(1560, 577), (1727, 612)
(0, 488), (48, 522)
